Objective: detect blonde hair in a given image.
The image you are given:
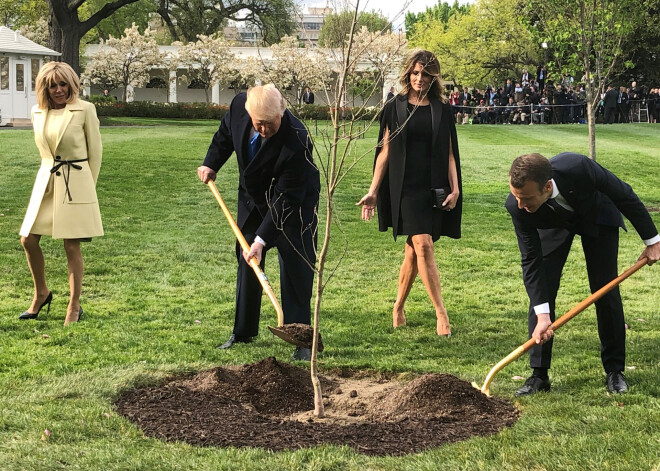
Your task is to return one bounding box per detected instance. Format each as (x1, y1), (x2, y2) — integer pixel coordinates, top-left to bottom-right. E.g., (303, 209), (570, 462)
(245, 84), (286, 121)
(399, 49), (447, 103)
(35, 61), (80, 110)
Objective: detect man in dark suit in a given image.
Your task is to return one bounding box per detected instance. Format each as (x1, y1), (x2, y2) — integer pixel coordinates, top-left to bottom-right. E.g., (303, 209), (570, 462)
(536, 65), (547, 93)
(503, 79), (514, 100)
(198, 84), (320, 361)
(459, 87), (472, 106)
(603, 85), (619, 124)
(302, 86), (315, 104)
(617, 86), (629, 123)
(507, 153), (659, 396)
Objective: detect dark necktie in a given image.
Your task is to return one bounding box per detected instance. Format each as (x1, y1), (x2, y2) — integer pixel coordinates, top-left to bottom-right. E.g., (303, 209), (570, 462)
(248, 133), (261, 163)
(545, 197), (574, 221)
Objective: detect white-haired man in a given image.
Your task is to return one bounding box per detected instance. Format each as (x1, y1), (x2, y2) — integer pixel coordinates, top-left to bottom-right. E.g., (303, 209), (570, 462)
(198, 84), (320, 361)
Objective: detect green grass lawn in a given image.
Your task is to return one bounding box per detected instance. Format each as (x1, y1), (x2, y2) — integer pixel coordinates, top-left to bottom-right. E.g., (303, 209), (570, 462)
(1, 121), (659, 470)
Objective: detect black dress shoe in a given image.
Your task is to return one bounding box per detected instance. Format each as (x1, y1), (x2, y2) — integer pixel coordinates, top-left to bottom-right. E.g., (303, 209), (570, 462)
(19, 292), (53, 320)
(515, 375), (551, 397)
(291, 346), (311, 361)
(606, 371), (628, 394)
(217, 334), (253, 349)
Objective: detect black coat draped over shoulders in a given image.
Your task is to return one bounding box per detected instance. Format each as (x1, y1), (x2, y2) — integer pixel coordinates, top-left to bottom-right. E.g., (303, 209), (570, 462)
(375, 94), (462, 240)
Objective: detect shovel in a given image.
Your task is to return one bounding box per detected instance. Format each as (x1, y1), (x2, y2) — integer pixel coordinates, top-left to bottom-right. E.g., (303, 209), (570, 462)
(206, 180), (317, 349)
(475, 257), (648, 396)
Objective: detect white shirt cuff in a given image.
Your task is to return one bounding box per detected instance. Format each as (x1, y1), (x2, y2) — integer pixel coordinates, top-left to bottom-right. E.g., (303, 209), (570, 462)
(254, 235), (267, 247)
(534, 303), (550, 315)
(644, 234), (660, 246)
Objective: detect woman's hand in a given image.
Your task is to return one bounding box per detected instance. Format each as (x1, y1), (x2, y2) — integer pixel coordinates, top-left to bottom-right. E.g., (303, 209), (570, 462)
(441, 191), (460, 211)
(356, 192), (377, 221)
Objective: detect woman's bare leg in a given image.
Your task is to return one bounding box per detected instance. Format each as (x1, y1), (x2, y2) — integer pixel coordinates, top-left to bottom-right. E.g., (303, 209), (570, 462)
(410, 234), (450, 336)
(63, 239), (83, 325)
(393, 238), (418, 327)
(21, 234), (50, 312)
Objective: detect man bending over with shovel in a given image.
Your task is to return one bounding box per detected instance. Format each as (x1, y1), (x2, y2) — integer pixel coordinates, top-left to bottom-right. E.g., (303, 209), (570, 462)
(197, 84), (320, 361)
(507, 153), (660, 396)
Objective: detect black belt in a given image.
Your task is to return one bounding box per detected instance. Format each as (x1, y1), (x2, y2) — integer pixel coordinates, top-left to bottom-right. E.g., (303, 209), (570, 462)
(50, 156), (89, 202)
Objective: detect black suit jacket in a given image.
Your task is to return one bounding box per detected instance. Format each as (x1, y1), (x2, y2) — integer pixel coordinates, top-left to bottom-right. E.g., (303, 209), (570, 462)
(203, 93), (320, 245)
(303, 91), (314, 104)
(603, 88), (619, 109)
(506, 152), (657, 308)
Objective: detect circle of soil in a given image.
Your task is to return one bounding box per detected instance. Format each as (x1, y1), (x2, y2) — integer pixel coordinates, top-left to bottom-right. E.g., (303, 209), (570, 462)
(115, 357), (519, 456)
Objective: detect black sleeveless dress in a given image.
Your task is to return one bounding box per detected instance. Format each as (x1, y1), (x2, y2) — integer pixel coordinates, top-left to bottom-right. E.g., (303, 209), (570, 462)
(398, 103), (446, 237)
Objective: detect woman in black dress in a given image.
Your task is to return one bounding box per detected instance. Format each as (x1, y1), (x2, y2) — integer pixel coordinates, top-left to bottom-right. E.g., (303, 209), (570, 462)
(357, 50), (462, 337)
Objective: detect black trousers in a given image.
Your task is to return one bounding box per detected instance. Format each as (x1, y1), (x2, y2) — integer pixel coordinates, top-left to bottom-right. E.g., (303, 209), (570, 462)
(233, 210), (316, 338)
(604, 106), (617, 124)
(528, 225), (625, 373)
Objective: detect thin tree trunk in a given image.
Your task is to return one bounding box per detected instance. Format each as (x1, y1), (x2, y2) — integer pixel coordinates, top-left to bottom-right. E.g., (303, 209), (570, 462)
(587, 101), (596, 161)
(311, 196), (332, 418)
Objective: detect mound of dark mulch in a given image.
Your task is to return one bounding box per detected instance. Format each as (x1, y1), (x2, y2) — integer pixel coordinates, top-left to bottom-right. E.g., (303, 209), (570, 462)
(115, 358), (519, 456)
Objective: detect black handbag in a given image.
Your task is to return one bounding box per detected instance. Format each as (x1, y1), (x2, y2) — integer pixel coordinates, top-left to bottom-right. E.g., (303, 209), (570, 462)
(431, 187), (451, 208)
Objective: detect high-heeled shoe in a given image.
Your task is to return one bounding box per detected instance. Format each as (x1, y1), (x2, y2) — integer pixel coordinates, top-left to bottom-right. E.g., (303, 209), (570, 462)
(19, 292), (52, 320)
(64, 307), (83, 326)
(436, 315), (451, 338)
(393, 309), (407, 328)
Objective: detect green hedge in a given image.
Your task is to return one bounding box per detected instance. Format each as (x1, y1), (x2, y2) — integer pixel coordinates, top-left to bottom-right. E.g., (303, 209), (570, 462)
(88, 97), (379, 121)
(289, 104), (380, 121)
(90, 99), (229, 120)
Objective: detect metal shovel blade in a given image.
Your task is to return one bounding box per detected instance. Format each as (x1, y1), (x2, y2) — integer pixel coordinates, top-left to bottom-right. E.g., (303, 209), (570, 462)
(268, 324), (323, 352)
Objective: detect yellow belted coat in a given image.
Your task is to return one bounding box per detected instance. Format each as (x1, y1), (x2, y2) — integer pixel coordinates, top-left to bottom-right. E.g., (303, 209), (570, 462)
(19, 99), (103, 239)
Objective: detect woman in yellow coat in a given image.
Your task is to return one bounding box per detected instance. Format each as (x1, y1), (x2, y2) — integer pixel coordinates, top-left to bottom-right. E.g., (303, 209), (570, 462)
(19, 61), (103, 325)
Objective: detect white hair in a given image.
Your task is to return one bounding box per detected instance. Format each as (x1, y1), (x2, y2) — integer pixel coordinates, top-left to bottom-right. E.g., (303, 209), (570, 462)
(245, 84), (286, 121)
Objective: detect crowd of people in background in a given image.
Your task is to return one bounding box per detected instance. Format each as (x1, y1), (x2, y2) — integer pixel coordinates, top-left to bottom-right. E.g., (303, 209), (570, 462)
(447, 68), (660, 125)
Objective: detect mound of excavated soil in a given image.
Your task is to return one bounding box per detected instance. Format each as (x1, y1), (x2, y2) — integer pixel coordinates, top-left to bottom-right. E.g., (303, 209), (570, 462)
(115, 358), (518, 456)
(270, 323), (323, 351)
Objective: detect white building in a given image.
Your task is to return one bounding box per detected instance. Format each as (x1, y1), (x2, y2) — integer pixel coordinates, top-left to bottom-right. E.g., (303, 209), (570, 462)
(83, 44), (389, 107)
(0, 26), (61, 126)
(225, 7), (331, 46)
(297, 7), (331, 45)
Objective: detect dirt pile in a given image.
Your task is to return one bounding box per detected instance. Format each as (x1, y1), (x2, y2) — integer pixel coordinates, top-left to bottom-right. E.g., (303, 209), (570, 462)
(269, 323), (323, 351)
(115, 358), (519, 456)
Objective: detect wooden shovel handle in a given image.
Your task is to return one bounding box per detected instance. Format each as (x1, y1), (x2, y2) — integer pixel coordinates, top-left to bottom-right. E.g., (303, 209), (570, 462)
(480, 257), (648, 395)
(520, 256), (649, 352)
(206, 180), (284, 327)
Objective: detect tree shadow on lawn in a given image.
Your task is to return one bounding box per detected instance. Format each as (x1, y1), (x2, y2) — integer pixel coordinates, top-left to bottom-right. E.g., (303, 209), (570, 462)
(115, 357), (519, 456)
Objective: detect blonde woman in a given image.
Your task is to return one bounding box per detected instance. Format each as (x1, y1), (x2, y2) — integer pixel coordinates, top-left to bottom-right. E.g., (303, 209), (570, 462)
(357, 50), (462, 337)
(19, 61), (103, 325)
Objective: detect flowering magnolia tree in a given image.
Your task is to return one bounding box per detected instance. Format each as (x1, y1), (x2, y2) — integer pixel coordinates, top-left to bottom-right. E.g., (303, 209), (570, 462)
(84, 24), (164, 102)
(351, 26), (408, 101)
(18, 18), (49, 47)
(229, 56), (263, 93)
(265, 35), (332, 104)
(174, 34), (235, 103)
